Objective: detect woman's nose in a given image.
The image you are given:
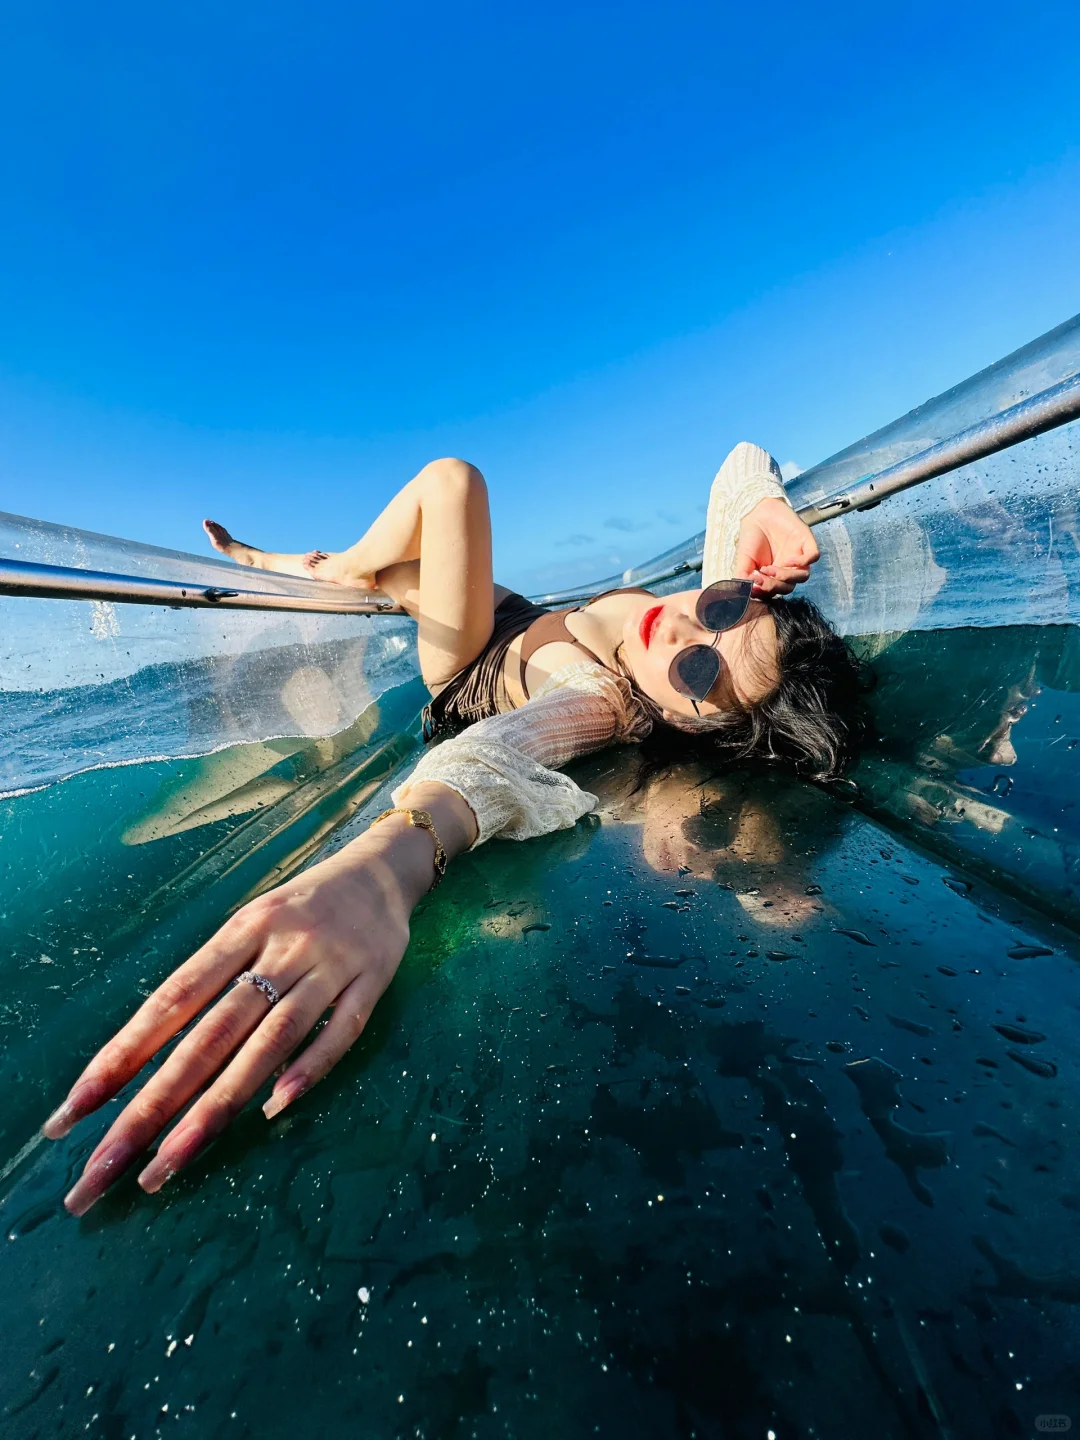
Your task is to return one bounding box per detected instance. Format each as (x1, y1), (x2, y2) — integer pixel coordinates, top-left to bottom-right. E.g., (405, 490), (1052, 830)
(657, 610), (699, 647)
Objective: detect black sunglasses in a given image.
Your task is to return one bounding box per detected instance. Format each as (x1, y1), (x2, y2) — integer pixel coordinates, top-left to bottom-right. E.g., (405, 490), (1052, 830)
(667, 580), (757, 709)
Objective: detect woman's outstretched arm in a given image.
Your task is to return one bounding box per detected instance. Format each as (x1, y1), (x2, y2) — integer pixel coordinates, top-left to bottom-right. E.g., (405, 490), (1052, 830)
(45, 781), (477, 1216)
(46, 670), (638, 1213)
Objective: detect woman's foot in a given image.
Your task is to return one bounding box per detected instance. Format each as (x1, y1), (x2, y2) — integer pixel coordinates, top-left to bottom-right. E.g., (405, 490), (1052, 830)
(204, 520), (326, 580)
(204, 519), (262, 567)
(302, 549), (379, 590)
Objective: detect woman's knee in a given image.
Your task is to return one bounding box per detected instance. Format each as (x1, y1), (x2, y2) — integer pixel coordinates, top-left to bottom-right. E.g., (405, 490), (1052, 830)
(419, 457), (487, 504)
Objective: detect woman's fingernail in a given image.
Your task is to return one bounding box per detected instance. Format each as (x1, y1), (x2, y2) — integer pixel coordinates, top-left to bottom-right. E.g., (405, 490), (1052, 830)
(43, 1078), (109, 1140)
(137, 1122), (211, 1194)
(263, 1079), (306, 1120)
(137, 1155), (177, 1195)
(63, 1138), (139, 1216)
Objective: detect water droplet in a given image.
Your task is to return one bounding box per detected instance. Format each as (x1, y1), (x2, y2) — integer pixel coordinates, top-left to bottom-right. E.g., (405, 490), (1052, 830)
(887, 1014), (933, 1037)
(879, 1223), (910, 1253)
(993, 1023), (1046, 1045)
(1007, 1051), (1057, 1079)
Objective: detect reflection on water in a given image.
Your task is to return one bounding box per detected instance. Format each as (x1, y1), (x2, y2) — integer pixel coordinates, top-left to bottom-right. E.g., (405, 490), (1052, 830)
(592, 621), (1080, 930)
(851, 624), (1080, 927)
(2, 744), (1078, 1438)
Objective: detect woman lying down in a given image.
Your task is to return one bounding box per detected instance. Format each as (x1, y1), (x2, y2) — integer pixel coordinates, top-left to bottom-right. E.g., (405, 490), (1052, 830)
(45, 442), (863, 1215)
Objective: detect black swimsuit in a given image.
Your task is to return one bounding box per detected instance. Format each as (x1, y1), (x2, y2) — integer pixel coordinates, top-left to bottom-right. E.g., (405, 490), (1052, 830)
(421, 588), (654, 742)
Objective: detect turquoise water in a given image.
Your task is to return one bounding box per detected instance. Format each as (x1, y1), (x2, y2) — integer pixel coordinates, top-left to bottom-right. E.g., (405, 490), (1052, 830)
(0, 679), (426, 1161)
(1, 626), (1079, 1437)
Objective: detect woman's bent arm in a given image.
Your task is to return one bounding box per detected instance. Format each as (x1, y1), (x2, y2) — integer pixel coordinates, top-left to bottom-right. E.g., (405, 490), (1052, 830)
(397, 669), (647, 844)
(45, 782), (476, 1215)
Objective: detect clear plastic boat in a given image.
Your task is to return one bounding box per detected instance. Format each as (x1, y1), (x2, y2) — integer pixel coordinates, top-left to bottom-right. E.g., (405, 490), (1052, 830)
(1, 318), (1077, 1438)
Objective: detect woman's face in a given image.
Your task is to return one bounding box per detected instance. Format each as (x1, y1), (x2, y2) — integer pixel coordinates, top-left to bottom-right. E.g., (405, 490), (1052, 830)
(621, 587), (779, 721)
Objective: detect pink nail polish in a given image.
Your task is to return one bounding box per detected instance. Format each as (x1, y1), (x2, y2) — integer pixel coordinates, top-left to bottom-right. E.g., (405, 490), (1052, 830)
(43, 1077), (109, 1140)
(136, 1156), (177, 1195)
(138, 1116), (227, 1194)
(63, 1138), (139, 1216)
(263, 1078), (306, 1120)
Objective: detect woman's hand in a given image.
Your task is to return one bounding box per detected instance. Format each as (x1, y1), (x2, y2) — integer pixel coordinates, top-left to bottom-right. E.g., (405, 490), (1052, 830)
(734, 497), (820, 596)
(44, 784), (476, 1216)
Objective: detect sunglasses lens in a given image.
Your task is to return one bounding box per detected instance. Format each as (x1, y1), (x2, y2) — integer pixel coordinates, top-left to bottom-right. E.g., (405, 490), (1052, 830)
(670, 645), (721, 701)
(697, 581), (753, 632)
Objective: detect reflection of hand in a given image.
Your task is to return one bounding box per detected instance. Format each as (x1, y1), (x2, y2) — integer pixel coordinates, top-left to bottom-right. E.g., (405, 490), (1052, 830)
(735, 498), (820, 596)
(46, 786), (475, 1215)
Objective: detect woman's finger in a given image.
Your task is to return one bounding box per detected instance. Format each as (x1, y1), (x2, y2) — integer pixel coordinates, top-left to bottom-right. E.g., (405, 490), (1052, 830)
(136, 968), (338, 1194)
(262, 969), (390, 1120)
(42, 910), (266, 1140)
(758, 564), (811, 586)
(61, 981), (279, 1216)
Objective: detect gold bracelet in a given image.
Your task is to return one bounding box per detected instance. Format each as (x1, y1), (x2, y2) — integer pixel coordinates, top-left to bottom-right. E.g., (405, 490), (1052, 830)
(369, 806), (448, 889)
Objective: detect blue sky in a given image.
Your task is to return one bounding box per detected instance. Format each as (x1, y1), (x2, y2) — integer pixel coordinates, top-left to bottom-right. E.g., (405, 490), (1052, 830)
(1, 0), (1078, 593)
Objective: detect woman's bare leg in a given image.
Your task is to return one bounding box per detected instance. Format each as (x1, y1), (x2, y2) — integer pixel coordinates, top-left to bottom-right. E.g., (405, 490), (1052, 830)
(205, 456), (490, 597)
(203, 521), (321, 581)
(366, 460), (497, 687)
(206, 458), (497, 686)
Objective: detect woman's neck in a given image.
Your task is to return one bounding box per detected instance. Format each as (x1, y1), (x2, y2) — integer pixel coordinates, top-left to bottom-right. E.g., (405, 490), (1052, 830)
(574, 591), (639, 670)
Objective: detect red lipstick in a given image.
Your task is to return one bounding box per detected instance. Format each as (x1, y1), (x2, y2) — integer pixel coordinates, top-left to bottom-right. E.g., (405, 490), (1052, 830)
(639, 604), (663, 649)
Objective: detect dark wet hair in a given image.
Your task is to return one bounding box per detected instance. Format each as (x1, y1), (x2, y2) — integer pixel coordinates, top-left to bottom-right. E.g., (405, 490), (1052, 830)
(622, 596), (868, 782)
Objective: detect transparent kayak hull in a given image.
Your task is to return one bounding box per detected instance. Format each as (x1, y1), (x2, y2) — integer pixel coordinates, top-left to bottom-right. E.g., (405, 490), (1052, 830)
(3, 753), (1078, 1437)
(1, 318), (1079, 1437)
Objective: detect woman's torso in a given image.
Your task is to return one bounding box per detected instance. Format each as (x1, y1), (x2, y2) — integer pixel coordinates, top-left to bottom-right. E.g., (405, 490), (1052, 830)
(502, 587), (654, 708)
(422, 587), (653, 741)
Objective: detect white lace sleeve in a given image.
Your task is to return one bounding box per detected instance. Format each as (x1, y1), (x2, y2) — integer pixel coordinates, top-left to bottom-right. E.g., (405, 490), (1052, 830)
(392, 663), (651, 846)
(702, 441), (791, 583)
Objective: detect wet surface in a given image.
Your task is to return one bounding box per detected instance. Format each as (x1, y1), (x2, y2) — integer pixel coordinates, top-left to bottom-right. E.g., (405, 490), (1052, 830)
(850, 623), (1080, 929)
(2, 744), (1079, 1439)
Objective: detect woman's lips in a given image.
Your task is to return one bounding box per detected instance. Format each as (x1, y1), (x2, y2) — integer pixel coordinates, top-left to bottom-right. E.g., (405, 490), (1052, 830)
(640, 604), (664, 649)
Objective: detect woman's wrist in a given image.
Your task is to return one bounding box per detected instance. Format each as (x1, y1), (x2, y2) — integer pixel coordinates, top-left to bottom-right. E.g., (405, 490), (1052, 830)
(394, 781), (478, 857)
(328, 782), (477, 907)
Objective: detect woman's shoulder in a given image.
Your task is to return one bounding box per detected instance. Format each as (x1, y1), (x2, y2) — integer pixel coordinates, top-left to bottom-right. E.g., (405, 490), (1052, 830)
(532, 660), (653, 741)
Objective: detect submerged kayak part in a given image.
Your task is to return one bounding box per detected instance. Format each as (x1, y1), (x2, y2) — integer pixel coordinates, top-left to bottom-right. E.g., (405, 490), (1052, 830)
(3, 749), (1079, 1435)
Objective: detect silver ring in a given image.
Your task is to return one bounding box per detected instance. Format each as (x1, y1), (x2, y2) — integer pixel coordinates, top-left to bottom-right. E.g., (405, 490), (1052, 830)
(236, 970), (281, 1007)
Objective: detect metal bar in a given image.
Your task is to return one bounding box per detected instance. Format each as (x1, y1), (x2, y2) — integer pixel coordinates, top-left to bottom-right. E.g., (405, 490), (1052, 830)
(529, 552), (704, 608)
(529, 368), (1080, 604)
(2, 370), (1077, 615)
(0, 558), (405, 614)
(795, 370), (1080, 526)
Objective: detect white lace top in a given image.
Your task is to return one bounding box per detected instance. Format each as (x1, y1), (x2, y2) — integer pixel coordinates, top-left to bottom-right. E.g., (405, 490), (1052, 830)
(392, 448), (789, 845)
